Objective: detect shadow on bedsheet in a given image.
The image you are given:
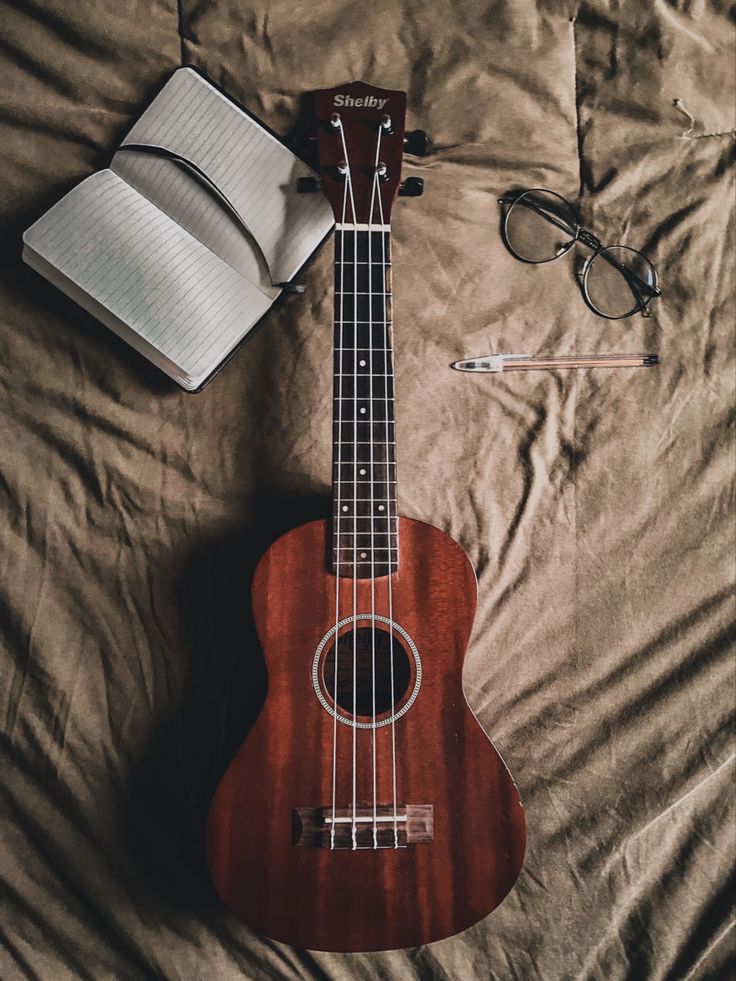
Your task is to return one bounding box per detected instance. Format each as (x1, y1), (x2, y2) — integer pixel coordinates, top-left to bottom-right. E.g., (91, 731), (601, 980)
(118, 321), (331, 918)
(122, 493), (329, 916)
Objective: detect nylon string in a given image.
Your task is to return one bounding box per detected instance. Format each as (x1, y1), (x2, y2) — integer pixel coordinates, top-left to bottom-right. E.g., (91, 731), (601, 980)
(375, 165), (400, 848)
(367, 127), (384, 848)
(330, 170), (351, 850)
(336, 120), (360, 849)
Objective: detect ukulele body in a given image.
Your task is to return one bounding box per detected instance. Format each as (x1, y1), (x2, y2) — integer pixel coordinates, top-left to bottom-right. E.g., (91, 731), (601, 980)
(205, 516), (526, 952)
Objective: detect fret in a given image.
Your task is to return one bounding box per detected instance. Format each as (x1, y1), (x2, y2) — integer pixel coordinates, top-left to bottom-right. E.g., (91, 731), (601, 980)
(334, 559), (399, 565)
(335, 294), (392, 322)
(333, 546), (399, 554)
(333, 454), (397, 461)
(333, 323), (394, 348)
(333, 435), (394, 450)
(334, 509), (398, 516)
(333, 460), (397, 471)
(332, 386), (394, 402)
(333, 443), (395, 460)
(335, 230), (390, 262)
(333, 450), (395, 464)
(332, 413), (395, 426)
(333, 528), (397, 540)
(333, 564), (398, 576)
(335, 264), (390, 292)
(337, 499), (399, 504)
(333, 558), (399, 567)
(330, 527), (399, 536)
(334, 524), (398, 530)
(333, 402), (394, 421)
(334, 549), (398, 555)
(333, 395), (395, 405)
(332, 412), (395, 428)
(334, 488), (398, 497)
(333, 528), (398, 536)
(332, 545), (398, 562)
(334, 352), (393, 375)
(333, 485), (397, 492)
(333, 378), (394, 399)
(333, 567), (398, 576)
(334, 561), (399, 568)
(333, 563), (399, 569)
(333, 469), (397, 477)
(333, 545), (398, 552)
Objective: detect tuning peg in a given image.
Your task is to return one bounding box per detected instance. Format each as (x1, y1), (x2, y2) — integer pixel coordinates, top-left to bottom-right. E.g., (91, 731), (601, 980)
(404, 129), (430, 156)
(297, 176), (322, 193)
(398, 177), (424, 198)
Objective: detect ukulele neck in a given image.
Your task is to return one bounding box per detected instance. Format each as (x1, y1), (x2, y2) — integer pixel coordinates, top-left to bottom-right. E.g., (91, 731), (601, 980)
(331, 224), (398, 579)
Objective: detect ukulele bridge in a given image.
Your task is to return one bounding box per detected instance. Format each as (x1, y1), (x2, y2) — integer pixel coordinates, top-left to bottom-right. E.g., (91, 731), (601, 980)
(293, 804), (433, 849)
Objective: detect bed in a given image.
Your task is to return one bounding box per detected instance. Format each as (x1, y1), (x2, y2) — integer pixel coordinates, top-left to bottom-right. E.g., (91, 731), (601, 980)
(1, 1), (734, 978)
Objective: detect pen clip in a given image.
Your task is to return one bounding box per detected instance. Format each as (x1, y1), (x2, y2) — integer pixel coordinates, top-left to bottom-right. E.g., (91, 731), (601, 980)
(451, 354), (531, 373)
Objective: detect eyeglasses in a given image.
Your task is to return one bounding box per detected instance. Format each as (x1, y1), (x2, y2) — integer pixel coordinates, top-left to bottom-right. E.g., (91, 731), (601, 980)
(498, 188), (662, 320)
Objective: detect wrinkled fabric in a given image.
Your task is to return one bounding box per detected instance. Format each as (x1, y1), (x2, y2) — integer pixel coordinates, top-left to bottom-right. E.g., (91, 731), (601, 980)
(1, 1), (734, 979)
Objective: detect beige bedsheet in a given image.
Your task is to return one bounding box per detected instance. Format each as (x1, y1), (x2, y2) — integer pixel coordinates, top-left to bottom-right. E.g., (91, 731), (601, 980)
(1, 1), (734, 978)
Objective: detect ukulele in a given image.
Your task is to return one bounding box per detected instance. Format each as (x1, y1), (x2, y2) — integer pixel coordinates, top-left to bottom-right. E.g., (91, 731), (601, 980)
(205, 81), (526, 952)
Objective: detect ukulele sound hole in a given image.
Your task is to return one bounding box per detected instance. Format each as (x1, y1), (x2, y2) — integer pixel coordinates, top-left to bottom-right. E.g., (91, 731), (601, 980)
(323, 626), (411, 719)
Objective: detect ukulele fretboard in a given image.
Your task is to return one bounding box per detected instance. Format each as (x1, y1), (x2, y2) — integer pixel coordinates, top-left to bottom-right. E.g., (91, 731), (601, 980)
(332, 227), (397, 578)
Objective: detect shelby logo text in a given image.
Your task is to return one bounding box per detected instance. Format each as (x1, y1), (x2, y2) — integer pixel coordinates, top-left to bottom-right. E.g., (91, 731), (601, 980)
(333, 94), (388, 109)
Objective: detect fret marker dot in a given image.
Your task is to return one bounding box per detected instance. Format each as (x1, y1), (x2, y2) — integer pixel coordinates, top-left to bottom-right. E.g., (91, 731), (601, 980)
(359, 360), (366, 367)
(359, 468), (366, 475)
(378, 505), (385, 511)
(360, 407), (366, 414)
(360, 552), (367, 559)
(342, 505), (349, 512)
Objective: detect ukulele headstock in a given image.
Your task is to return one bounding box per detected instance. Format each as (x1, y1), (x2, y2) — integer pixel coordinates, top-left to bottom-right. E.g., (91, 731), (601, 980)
(298, 82), (428, 224)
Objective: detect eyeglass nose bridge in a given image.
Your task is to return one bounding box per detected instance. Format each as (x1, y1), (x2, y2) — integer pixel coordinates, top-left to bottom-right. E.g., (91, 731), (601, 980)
(576, 228), (603, 250)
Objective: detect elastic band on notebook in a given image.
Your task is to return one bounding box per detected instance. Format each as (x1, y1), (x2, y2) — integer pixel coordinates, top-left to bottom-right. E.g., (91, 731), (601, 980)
(116, 142), (304, 294)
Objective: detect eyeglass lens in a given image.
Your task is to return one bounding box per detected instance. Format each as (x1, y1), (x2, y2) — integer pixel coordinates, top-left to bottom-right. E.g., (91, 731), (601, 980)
(584, 245), (657, 319)
(504, 189), (578, 263)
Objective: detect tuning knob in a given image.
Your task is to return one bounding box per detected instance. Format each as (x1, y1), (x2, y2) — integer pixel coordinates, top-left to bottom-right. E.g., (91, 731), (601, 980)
(297, 176), (321, 193)
(404, 129), (430, 156)
(398, 177), (424, 197)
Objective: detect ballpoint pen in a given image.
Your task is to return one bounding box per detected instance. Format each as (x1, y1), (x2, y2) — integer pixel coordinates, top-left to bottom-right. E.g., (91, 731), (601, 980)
(451, 353), (660, 373)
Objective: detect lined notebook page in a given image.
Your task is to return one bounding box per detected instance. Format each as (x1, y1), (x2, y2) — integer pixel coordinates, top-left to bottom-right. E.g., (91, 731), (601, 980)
(23, 170), (272, 388)
(112, 153), (278, 296)
(112, 67), (334, 287)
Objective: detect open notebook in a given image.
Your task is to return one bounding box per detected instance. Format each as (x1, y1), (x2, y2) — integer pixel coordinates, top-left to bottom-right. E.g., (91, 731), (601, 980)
(22, 68), (334, 391)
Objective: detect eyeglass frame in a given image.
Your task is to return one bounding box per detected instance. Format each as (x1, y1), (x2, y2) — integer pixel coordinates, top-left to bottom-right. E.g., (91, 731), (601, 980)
(498, 188), (663, 320)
